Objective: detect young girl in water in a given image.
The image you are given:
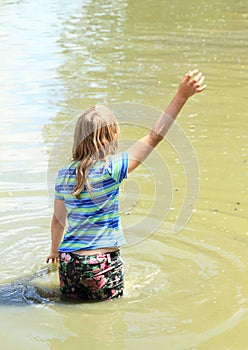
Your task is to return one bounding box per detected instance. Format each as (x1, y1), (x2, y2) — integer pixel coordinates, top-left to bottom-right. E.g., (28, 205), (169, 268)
(46, 69), (206, 301)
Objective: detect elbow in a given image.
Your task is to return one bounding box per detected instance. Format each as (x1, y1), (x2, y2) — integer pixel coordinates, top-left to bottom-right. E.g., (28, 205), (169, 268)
(148, 130), (163, 147)
(52, 213), (66, 228)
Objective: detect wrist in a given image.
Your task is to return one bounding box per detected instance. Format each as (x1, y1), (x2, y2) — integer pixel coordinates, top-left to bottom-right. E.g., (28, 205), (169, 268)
(50, 247), (58, 254)
(175, 91), (189, 103)
(164, 92), (188, 120)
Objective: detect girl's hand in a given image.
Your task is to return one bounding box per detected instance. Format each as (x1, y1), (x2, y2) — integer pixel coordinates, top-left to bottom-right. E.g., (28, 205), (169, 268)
(46, 252), (59, 264)
(177, 69), (207, 99)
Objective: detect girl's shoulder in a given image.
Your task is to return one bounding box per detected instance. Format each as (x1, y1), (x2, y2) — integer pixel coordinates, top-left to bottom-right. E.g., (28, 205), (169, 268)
(105, 151), (128, 183)
(57, 161), (78, 177)
(106, 151), (128, 163)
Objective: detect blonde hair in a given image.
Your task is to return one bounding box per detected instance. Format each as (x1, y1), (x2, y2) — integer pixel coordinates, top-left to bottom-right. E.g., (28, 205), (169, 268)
(71, 105), (119, 199)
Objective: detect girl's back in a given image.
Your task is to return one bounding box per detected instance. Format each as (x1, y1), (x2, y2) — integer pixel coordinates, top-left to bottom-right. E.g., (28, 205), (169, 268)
(55, 152), (128, 252)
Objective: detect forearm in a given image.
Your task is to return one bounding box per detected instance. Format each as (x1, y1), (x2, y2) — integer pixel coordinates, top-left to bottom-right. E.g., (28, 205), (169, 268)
(128, 92), (190, 172)
(164, 92), (188, 120)
(50, 215), (65, 253)
(151, 92), (187, 140)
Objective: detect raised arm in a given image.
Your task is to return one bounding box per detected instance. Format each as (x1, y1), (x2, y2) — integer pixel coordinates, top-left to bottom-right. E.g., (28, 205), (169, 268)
(128, 69), (206, 173)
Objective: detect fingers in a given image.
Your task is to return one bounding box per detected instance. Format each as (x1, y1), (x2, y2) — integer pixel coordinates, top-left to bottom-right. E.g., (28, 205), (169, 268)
(194, 73), (207, 92)
(46, 256), (59, 264)
(193, 73), (205, 88)
(193, 72), (203, 82)
(190, 70), (206, 92)
(184, 69), (198, 81)
(189, 69), (199, 77)
(196, 84), (207, 93)
(185, 69), (204, 83)
(197, 74), (205, 86)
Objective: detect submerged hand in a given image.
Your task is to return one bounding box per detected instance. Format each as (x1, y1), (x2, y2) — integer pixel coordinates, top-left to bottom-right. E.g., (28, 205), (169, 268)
(46, 252), (59, 264)
(177, 69), (207, 99)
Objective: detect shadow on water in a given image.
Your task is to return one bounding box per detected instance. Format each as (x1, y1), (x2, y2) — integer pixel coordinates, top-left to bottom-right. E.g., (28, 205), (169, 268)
(0, 267), (88, 307)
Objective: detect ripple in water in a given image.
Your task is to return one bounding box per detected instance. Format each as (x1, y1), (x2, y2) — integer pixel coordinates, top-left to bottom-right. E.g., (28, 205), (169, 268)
(0, 267), (61, 306)
(118, 234), (246, 346)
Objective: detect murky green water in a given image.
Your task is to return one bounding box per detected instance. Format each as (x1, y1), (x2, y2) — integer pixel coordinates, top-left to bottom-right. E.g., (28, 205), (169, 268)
(0, 0), (247, 349)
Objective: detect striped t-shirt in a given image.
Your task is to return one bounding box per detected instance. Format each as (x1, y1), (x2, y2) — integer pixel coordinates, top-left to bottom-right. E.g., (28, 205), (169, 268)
(55, 151), (128, 252)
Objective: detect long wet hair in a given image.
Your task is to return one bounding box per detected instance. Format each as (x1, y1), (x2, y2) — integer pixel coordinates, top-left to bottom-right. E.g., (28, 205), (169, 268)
(71, 105), (119, 199)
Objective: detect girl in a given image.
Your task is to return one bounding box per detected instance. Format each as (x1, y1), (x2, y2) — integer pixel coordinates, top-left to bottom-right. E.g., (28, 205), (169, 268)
(46, 69), (206, 301)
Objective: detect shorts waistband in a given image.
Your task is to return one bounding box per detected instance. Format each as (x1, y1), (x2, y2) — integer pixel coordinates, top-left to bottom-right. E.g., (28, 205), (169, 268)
(59, 250), (120, 261)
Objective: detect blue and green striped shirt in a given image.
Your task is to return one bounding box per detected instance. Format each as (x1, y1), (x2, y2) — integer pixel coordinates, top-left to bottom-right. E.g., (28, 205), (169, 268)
(55, 152), (128, 252)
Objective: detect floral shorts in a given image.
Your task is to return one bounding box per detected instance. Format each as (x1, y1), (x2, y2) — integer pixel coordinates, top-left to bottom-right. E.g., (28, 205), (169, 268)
(58, 250), (124, 302)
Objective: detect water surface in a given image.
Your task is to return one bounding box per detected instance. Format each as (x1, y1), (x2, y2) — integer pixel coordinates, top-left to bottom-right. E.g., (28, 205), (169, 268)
(0, 0), (248, 349)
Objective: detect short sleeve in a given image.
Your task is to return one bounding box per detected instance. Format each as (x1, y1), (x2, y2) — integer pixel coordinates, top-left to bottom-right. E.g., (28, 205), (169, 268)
(54, 171), (65, 200)
(107, 151), (128, 184)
